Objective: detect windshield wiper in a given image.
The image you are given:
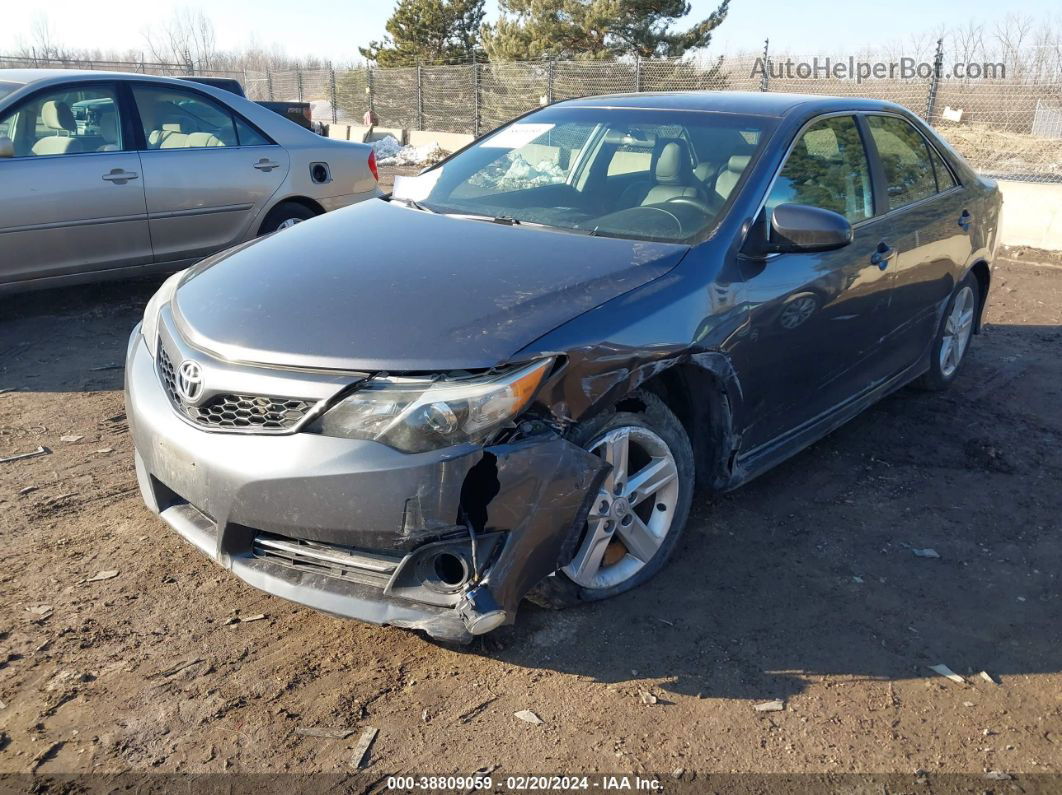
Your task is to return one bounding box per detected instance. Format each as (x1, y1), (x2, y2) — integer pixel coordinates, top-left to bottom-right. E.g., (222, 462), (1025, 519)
(441, 212), (598, 236)
(389, 196), (435, 213)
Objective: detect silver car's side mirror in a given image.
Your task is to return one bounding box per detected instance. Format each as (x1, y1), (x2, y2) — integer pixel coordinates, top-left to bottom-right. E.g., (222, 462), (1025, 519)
(0, 137), (14, 158)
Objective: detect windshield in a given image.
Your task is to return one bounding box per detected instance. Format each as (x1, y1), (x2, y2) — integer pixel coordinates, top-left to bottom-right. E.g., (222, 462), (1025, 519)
(0, 82), (17, 103)
(392, 106), (774, 243)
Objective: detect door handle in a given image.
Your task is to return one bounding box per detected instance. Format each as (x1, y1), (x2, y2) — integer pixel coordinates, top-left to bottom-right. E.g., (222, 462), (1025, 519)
(958, 210), (972, 232)
(870, 241), (896, 270)
(253, 159), (279, 172)
(101, 169), (138, 183)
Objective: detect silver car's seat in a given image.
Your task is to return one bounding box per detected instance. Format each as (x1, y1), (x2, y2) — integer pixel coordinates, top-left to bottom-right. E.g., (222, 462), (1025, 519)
(97, 111), (119, 151)
(32, 101), (84, 156)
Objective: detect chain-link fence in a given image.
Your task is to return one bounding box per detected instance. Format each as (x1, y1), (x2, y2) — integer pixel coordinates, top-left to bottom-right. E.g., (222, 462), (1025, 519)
(3, 49), (1061, 182)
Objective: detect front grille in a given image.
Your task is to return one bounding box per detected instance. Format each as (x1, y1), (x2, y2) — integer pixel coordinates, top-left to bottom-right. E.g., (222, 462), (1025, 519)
(251, 531), (402, 588)
(157, 345), (314, 432)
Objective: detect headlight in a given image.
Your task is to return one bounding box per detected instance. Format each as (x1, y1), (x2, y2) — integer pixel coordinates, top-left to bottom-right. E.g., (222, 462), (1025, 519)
(140, 270), (186, 358)
(311, 358), (553, 453)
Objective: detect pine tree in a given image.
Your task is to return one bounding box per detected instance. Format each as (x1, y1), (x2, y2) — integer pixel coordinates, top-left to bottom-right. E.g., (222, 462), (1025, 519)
(482, 0), (730, 61)
(360, 0), (486, 66)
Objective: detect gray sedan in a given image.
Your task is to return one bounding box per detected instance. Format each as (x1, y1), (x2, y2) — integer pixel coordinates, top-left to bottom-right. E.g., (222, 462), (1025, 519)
(0, 69), (381, 294)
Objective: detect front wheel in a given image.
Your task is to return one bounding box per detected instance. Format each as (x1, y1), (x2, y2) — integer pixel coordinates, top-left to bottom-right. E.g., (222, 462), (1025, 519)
(917, 272), (980, 390)
(527, 391), (694, 608)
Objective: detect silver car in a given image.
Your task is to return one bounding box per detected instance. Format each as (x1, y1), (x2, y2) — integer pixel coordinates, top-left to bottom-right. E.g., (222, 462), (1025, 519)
(0, 69), (380, 294)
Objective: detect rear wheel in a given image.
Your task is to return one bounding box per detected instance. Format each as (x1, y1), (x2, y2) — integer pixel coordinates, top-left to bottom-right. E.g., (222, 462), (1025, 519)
(527, 391), (694, 609)
(917, 272), (980, 390)
(258, 202), (317, 235)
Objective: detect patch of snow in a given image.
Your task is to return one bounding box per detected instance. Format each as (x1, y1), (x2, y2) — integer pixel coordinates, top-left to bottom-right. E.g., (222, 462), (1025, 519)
(372, 135), (448, 167)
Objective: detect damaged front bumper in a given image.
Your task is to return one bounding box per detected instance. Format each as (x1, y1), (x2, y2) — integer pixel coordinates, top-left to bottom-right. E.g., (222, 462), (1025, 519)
(125, 328), (605, 641)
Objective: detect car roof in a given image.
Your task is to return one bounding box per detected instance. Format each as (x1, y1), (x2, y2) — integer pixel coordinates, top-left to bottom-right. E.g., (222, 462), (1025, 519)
(555, 90), (913, 119)
(0, 68), (207, 88)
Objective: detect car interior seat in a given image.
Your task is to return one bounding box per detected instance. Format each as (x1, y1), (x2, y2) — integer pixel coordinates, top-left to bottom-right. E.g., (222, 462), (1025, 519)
(641, 141), (708, 205)
(713, 155), (751, 202)
(96, 110), (119, 151)
(31, 101), (84, 156)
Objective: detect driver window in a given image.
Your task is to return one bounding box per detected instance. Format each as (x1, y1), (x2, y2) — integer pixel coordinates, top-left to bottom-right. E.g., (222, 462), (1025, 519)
(0, 84), (123, 157)
(768, 116), (874, 223)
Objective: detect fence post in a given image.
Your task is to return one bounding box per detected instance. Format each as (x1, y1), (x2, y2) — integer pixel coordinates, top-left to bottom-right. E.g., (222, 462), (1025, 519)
(760, 38), (770, 91)
(473, 60), (481, 137)
(925, 37), (944, 123)
(547, 59), (555, 104)
(368, 67), (375, 121)
(297, 67), (304, 102)
(266, 69), (274, 101)
(329, 63), (338, 124)
(416, 63), (424, 131)
(634, 55), (642, 93)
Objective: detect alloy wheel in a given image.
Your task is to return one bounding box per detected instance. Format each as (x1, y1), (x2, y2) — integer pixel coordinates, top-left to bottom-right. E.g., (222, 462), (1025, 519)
(940, 285), (975, 378)
(277, 217), (303, 231)
(563, 425), (681, 590)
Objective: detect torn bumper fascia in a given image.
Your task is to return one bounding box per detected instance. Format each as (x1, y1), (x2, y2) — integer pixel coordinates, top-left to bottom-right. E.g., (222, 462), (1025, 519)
(126, 327), (606, 641)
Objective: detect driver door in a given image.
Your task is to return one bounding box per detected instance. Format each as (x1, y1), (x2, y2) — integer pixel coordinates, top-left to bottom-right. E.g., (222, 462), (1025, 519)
(734, 114), (896, 451)
(0, 81), (151, 285)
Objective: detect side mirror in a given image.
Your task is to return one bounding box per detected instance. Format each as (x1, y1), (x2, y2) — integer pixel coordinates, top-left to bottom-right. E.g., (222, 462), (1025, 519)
(768, 203), (852, 253)
(0, 137), (13, 158)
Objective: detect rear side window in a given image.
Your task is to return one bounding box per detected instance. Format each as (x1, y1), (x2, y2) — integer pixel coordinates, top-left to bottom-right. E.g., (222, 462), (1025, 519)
(767, 115), (874, 223)
(132, 85), (239, 149)
(234, 116), (271, 146)
(866, 115), (939, 210)
(928, 145), (957, 190)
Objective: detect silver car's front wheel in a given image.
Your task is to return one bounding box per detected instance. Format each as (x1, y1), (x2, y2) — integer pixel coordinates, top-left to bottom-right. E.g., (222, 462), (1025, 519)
(564, 426), (681, 590)
(276, 217), (303, 231)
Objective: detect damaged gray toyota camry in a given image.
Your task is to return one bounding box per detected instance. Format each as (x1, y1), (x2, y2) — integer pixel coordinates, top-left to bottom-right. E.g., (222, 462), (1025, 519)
(126, 92), (1000, 641)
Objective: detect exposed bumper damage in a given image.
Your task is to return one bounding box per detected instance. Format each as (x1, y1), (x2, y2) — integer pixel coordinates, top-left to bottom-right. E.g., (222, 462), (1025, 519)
(127, 329), (606, 642)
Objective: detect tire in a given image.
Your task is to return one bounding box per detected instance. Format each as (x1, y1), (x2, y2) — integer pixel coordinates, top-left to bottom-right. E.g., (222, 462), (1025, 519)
(527, 391), (695, 609)
(258, 202), (317, 236)
(916, 272), (980, 391)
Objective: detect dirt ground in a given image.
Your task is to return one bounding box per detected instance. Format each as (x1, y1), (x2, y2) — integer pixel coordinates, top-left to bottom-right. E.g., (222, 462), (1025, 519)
(1, 186), (1060, 787)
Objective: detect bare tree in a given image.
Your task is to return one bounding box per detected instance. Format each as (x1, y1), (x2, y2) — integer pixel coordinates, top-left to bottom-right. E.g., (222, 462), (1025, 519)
(144, 8), (218, 73)
(14, 12), (70, 62)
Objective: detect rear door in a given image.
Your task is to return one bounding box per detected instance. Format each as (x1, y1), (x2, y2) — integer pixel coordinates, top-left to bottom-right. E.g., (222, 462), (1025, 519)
(0, 81), (151, 284)
(737, 114), (896, 450)
(863, 114), (975, 374)
(128, 83), (289, 264)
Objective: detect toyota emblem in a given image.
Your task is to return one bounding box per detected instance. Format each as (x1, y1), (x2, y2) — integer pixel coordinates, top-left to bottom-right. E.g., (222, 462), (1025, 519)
(176, 360), (204, 403)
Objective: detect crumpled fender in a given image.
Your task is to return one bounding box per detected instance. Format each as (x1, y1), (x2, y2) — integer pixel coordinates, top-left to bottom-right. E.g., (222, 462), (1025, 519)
(478, 434), (608, 616)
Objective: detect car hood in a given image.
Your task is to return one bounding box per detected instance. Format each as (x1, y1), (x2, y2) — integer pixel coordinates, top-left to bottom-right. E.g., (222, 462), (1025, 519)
(173, 199), (690, 372)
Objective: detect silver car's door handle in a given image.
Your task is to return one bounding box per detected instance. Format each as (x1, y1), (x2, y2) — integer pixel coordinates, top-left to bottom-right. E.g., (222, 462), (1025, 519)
(102, 169), (139, 183)
(254, 159), (279, 172)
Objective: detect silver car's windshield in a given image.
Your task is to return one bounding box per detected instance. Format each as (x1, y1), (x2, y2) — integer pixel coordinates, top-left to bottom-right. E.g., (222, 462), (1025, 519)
(393, 106), (773, 243)
(0, 82), (17, 103)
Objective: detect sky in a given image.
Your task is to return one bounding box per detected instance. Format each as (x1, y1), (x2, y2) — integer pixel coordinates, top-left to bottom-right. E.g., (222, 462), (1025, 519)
(3, 0), (1058, 64)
